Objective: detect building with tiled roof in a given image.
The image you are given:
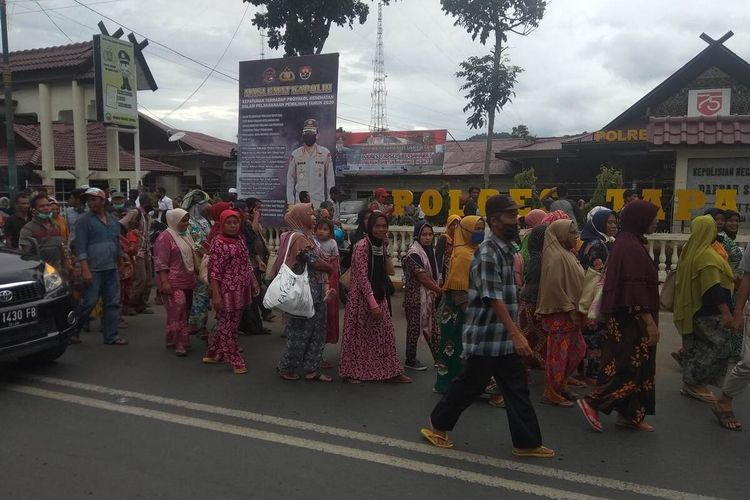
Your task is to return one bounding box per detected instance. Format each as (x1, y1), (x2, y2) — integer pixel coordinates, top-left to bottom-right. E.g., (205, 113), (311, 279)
(0, 35), (168, 200)
(498, 32), (750, 229)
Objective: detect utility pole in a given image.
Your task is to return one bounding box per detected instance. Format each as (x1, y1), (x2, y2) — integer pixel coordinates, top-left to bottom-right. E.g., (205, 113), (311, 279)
(369, 1), (387, 132)
(0, 0), (16, 203)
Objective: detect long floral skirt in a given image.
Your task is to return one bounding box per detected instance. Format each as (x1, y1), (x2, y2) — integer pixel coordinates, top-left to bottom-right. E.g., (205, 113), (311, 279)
(434, 294), (464, 394)
(518, 300), (546, 369)
(165, 288), (193, 349)
(682, 315), (732, 387)
(541, 312), (585, 403)
(585, 311), (656, 423)
(205, 308), (245, 370)
(279, 282), (326, 374)
(188, 280), (210, 330)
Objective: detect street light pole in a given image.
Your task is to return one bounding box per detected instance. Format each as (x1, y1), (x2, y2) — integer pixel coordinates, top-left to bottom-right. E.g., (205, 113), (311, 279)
(0, 0), (17, 204)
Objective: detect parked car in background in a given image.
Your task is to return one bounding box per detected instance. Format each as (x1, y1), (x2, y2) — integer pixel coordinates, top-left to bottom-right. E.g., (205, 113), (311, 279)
(338, 200), (365, 223)
(0, 249), (76, 364)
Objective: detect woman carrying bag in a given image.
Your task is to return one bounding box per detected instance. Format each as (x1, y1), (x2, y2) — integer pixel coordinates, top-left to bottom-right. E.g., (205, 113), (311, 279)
(273, 203), (333, 382)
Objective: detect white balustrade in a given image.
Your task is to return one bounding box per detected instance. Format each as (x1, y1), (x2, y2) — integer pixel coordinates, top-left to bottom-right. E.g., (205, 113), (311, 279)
(262, 225), (747, 284)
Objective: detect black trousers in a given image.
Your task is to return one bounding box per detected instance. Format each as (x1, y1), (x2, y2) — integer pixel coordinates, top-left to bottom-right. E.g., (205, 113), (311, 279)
(430, 354), (543, 450)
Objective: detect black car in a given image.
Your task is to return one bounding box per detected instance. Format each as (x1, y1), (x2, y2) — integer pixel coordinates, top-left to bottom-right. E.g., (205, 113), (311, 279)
(0, 249), (77, 363)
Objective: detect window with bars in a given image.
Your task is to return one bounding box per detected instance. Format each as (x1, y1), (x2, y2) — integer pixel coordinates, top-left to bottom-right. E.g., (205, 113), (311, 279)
(54, 179), (76, 202)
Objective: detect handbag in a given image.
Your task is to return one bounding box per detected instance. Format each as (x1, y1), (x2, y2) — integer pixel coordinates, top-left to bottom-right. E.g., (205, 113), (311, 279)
(660, 270), (676, 312)
(339, 268), (352, 290)
(263, 233), (315, 318)
(198, 254), (209, 284)
(578, 266), (605, 319)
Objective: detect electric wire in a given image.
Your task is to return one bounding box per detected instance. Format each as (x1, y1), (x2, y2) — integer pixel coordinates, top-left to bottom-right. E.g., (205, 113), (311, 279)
(159, 3), (249, 121)
(33, 0), (73, 42)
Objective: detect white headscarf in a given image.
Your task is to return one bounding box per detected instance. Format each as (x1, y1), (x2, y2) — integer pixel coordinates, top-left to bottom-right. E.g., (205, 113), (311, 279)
(166, 208), (196, 272)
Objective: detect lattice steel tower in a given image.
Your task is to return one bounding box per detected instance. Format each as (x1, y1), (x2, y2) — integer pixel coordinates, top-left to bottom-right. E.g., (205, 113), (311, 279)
(370, 1), (387, 132)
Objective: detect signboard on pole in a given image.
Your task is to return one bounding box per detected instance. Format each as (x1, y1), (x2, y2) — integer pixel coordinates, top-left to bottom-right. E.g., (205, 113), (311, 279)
(685, 157), (750, 226)
(334, 129), (446, 173)
(236, 53), (339, 226)
(93, 34), (138, 128)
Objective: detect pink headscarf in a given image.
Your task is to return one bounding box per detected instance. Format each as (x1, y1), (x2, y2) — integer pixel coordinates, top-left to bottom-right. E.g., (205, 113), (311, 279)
(541, 210), (570, 225)
(524, 209), (547, 229)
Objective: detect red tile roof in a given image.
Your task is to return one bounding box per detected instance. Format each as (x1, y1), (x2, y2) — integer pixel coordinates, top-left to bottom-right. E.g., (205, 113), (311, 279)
(437, 139), (527, 176)
(140, 114), (236, 158)
(10, 41), (94, 74)
(5, 122), (182, 173)
(649, 115), (750, 145)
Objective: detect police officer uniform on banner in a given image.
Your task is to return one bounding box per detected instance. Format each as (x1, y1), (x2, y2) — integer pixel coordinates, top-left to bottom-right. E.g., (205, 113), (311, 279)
(119, 50), (132, 91)
(286, 119), (335, 207)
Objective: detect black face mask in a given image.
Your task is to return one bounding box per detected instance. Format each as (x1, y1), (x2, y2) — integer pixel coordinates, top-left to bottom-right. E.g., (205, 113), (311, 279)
(501, 224), (519, 242)
(303, 134), (317, 146)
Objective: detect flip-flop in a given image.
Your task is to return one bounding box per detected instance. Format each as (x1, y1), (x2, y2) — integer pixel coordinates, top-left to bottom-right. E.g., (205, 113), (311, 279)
(386, 374), (413, 384)
(615, 419), (655, 432)
(577, 399), (603, 432)
(512, 445), (555, 458)
(305, 372), (333, 382)
(541, 398), (574, 407)
(681, 387), (717, 404)
(343, 377), (363, 384)
(420, 428), (454, 449)
(711, 405), (743, 431)
(280, 373), (300, 381)
(488, 397), (506, 408)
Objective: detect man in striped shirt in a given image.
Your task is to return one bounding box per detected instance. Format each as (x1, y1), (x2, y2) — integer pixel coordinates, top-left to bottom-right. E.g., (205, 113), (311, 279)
(421, 195), (553, 458)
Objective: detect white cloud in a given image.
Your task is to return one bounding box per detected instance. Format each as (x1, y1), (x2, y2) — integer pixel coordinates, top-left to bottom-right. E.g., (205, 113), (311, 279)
(8, 0), (750, 142)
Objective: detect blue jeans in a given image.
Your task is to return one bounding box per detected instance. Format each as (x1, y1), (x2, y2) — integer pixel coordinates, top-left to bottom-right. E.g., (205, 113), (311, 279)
(77, 269), (121, 344)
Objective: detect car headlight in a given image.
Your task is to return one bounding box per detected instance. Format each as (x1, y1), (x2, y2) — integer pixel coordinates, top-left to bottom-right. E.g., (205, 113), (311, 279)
(44, 263), (64, 293)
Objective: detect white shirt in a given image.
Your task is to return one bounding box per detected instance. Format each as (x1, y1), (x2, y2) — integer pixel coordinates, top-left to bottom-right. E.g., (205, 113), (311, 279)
(286, 144), (335, 206)
(158, 196), (173, 212)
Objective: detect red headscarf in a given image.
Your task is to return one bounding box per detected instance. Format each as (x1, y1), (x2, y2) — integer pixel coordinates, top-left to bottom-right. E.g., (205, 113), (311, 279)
(215, 209), (242, 245)
(541, 210), (569, 225)
(208, 202), (233, 243)
(601, 200), (660, 314)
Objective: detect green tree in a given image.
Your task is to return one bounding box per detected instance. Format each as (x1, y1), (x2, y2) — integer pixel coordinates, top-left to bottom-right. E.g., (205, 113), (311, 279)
(511, 124), (530, 138)
(589, 165), (623, 209)
(467, 131), (513, 140)
(442, 0), (547, 188)
(246, 0), (392, 56)
(513, 167), (540, 208)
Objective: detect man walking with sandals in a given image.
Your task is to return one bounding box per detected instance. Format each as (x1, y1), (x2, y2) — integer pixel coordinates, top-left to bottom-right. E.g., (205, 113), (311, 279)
(420, 195), (554, 458)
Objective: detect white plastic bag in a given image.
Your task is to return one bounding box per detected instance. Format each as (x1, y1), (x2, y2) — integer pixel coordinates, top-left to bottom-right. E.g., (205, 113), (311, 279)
(263, 233), (315, 318)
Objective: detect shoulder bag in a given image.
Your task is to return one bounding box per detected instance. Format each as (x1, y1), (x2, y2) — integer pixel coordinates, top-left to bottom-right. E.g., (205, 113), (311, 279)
(263, 233), (315, 318)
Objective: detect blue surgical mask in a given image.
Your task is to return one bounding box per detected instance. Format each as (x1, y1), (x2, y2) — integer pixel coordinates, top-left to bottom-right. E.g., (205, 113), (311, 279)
(471, 231), (485, 244)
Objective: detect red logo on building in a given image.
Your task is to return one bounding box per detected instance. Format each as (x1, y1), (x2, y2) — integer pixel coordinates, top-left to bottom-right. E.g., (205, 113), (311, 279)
(696, 91), (724, 116)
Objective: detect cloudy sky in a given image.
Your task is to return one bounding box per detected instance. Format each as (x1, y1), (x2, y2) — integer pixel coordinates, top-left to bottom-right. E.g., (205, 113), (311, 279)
(8, 0), (750, 142)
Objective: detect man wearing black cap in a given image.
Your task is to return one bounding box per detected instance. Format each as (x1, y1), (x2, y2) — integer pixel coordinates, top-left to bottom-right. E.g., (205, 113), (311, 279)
(286, 119), (335, 206)
(420, 195), (554, 458)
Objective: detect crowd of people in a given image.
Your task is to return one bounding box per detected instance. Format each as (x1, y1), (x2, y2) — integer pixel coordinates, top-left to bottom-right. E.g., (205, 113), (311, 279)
(2, 184), (749, 458)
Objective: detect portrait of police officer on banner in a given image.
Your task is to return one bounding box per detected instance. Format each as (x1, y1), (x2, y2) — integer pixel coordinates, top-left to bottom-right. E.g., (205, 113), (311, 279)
(286, 119), (335, 207)
(119, 50), (132, 91)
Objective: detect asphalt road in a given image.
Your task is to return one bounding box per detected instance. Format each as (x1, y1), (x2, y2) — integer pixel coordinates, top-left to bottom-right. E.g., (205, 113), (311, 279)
(0, 294), (747, 500)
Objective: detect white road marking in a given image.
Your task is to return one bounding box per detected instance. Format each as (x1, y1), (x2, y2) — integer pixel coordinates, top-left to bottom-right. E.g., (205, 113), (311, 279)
(9, 384), (605, 500)
(20, 375), (721, 500)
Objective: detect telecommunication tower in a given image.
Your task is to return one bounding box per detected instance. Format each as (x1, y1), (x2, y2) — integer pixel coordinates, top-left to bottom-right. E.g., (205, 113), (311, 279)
(370, 1), (387, 132)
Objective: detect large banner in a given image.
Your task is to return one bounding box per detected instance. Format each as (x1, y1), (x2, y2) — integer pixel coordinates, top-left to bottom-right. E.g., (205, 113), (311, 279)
(335, 129), (446, 173)
(93, 35), (138, 127)
(237, 54), (339, 226)
(686, 157), (750, 225)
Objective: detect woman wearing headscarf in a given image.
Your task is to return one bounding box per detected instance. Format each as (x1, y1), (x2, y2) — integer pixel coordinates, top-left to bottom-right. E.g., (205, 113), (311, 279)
(541, 210), (569, 226)
(275, 203), (333, 381)
(718, 209), (744, 359)
(673, 215), (735, 403)
(578, 207), (617, 381)
(434, 216), (484, 393)
(183, 190), (212, 339)
(207, 201), (232, 244)
(339, 212), (411, 383)
(402, 220), (442, 371)
(202, 210), (257, 374)
(518, 224), (549, 370)
(719, 209), (743, 275)
(435, 214), (461, 281)
(577, 201), (660, 432)
(537, 220), (585, 407)
(153, 208), (198, 357)
(343, 209), (372, 269)
(519, 208), (547, 270)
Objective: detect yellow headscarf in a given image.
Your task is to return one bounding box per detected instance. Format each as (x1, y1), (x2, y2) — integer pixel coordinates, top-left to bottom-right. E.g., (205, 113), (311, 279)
(444, 214), (462, 245)
(443, 216), (482, 291)
(673, 215), (735, 335)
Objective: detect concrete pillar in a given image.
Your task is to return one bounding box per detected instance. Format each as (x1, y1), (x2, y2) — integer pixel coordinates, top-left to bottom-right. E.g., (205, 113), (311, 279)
(37, 83), (54, 184)
(106, 126), (119, 174)
(71, 80), (89, 183)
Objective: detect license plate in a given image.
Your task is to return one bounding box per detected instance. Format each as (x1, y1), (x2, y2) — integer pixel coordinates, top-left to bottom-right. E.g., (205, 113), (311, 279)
(0, 306), (38, 329)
